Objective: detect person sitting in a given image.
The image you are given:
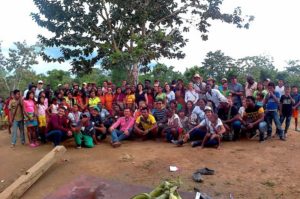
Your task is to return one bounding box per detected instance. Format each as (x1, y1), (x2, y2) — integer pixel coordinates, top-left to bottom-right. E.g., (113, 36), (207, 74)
(109, 108), (135, 147)
(134, 107), (158, 140)
(163, 109), (182, 142)
(200, 113), (226, 149)
(152, 99), (168, 134)
(217, 98), (242, 141)
(72, 112), (98, 148)
(178, 109), (189, 133)
(90, 106), (107, 141)
(124, 87), (136, 111)
(240, 96), (267, 142)
(46, 107), (72, 147)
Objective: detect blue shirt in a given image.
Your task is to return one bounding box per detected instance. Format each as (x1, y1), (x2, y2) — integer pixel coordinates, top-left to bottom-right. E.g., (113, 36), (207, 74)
(292, 93), (300, 109)
(265, 92), (280, 111)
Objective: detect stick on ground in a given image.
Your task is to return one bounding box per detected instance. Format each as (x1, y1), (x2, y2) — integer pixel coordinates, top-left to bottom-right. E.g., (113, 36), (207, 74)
(0, 146), (67, 199)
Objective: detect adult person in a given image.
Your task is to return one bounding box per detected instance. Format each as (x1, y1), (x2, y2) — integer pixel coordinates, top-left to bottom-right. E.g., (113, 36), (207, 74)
(35, 80), (44, 99)
(185, 82), (199, 104)
(109, 108), (135, 147)
(135, 83), (148, 108)
(165, 84), (175, 104)
(253, 82), (268, 99)
(264, 82), (285, 140)
(217, 98), (242, 140)
(228, 75), (244, 109)
(90, 106), (107, 141)
(114, 87), (125, 110)
(245, 76), (257, 97)
(205, 84), (227, 111)
(207, 77), (218, 89)
(88, 90), (100, 108)
(241, 96), (267, 142)
(193, 74), (206, 99)
(152, 99), (168, 132)
(275, 79), (285, 98)
(134, 107), (158, 140)
(46, 107), (72, 146)
(9, 89), (25, 147)
(279, 86), (295, 135)
(155, 85), (167, 106)
(104, 87), (114, 113)
(219, 78), (231, 97)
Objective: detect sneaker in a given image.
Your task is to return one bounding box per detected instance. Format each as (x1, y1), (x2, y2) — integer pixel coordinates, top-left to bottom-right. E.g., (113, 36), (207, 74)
(196, 168), (215, 175)
(280, 137), (286, 141)
(171, 140), (183, 146)
(112, 142), (121, 148)
(249, 131), (259, 140)
(76, 145), (82, 149)
(10, 144), (15, 148)
(29, 143), (37, 148)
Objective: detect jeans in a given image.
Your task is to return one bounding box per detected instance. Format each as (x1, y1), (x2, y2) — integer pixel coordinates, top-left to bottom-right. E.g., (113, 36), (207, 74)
(46, 130), (66, 146)
(265, 111), (284, 138)
(280, 115), (292, 132)
(11, 120), (25, 145)
(189, 128), (206, 141)
(111, 129), (131, 143)
(232, 120), (242, 139)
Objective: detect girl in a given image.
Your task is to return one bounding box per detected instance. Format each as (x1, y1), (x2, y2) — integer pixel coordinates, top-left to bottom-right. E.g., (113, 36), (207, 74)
(104, 87), (114, 113)
(37, 96), (48, 143)
(47, 97), (59, 115)
(146, 88), (154, 111)
(114, 87), (125, 110)
(124, 87), (135, 111)
(23, 91), (39, 147)
(88, 90), (101, 108)
(155, 85), (167, 106)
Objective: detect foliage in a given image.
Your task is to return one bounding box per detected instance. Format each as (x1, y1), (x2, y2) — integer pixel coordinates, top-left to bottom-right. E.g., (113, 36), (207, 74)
(74, 68), (109, 86)
(45, 69), (73, 89)
(32, 0), (254, 84)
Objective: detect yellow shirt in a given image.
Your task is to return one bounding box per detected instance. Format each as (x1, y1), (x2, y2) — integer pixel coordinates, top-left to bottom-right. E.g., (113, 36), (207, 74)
(88, 97), (100, 107)
(136, 114), (156, 130)
(125, 94), (135, 104)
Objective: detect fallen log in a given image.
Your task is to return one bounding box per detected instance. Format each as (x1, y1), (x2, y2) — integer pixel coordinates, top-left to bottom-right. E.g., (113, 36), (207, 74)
(0, 146), (67, 199)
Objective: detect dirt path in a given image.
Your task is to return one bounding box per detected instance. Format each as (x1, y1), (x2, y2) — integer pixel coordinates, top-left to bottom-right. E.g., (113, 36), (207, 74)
(0, 127), (300, 199)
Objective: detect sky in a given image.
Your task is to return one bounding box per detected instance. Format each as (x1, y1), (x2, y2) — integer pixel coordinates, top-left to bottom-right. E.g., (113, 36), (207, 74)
(1, 0), (300, 74)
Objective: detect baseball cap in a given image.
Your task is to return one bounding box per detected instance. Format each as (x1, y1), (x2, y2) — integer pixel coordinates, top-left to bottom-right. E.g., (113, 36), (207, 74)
(38, 80), (43, 84)
(204, 106), (213, 112)
(194, 74), (201, 78)
(221, 78), (227, 82)
(93, 106), (100, 112)
(80, 112), (90, 119)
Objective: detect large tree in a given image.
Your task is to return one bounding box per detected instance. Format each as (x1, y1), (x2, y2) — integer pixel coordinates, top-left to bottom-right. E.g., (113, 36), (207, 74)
(32, 0), (253, 84)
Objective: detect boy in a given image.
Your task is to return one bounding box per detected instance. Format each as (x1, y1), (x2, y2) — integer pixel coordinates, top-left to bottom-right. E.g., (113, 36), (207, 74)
(291, 86), (300, 131)
(279, 86), (295, 135)
(264, 82), (285, 140)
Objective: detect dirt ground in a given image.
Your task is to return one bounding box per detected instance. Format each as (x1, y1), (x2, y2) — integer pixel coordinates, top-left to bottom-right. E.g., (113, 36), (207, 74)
(0, 123), (300, 199)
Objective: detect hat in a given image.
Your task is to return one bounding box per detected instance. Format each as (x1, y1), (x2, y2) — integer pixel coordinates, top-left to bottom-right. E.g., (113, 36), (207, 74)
(194, 74), (201, 78)
(38, 80), (43, 84)
(93, 106), (100, 112)
(81, 112), (90, 119)
(221, 78), (227, 82)
(207, 77), (215, 81)
(57, 84), (62, 87)
(82, 82), (87, 85)
(220, 98), (229, 104)
(204, 106), (212, 112)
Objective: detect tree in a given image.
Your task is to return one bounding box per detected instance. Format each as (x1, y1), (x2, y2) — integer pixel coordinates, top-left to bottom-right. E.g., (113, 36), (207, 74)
(74, 68), (108, 86)
(32, 0), (253, 85)
(46, 69), (73, 89)
(0, 41), (40, 92)
(284, 60), (300, 86)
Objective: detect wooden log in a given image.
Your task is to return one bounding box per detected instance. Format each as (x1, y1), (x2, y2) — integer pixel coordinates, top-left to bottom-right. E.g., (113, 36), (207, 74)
(0, 146), (67, 199)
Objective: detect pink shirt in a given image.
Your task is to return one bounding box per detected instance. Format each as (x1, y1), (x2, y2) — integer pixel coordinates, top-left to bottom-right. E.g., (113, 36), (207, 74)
(37, 104), (48, 116)
(111, 116), (135, 132)
(23, 100), (35, 113)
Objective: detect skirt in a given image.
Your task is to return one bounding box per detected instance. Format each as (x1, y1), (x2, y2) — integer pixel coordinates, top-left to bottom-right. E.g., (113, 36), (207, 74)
(25, 112), (38, 127)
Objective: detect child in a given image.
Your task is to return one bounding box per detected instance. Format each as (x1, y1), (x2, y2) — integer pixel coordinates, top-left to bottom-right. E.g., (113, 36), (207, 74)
(291, 86), (300, 131)
(37, 96), (48, 143)
(255, 93), (265, 107)
(47, 98), (59, 115)
(201, 113), (226, 149)
(279, 86), (294, 136)
(124, 88), (135, 112)
(178, 109), (188, 133)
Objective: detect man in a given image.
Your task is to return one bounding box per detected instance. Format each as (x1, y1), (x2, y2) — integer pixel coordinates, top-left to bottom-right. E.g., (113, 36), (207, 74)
(245, 76), (257, 97)
(185, 82), (199, 104)
(242, 96), (267, 142)
(193, 74), (206, 99)
(205, 83), (227, 111)
(217, 98), (242, 140)
(228, 75), (244, 109)
(35, 80), (44, 98)
(134, 107), (158, 139)
(109, 108), (135, 147)
(275, 79), (285, 98)
(9, 89), (25, 147)
(46, 107), (72, 146)
(264, 82), (285, 140)
(144, 79), (151, 91)
(152, 100), (168, 132)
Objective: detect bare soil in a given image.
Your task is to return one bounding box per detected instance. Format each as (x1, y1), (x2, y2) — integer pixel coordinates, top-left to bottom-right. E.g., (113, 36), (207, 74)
(0, 123), (300, 199)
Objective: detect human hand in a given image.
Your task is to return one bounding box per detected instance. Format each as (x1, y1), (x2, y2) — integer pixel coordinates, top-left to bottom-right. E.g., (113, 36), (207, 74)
(67, 130), (72, 136)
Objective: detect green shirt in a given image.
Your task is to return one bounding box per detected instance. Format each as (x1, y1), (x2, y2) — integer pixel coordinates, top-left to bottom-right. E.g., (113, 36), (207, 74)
(9, 99), (24, 121)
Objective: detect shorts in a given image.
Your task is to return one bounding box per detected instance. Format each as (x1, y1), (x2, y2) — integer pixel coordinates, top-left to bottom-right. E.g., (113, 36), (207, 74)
(293, 109), (299, 118)
(38, 115), (47, 127)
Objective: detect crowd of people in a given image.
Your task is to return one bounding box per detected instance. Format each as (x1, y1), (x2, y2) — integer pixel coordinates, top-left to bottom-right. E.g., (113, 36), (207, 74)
(2, 74), (300, 149)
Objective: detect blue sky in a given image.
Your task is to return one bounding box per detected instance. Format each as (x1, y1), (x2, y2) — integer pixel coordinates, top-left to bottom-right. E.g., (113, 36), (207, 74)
(1, 0), (300, 74)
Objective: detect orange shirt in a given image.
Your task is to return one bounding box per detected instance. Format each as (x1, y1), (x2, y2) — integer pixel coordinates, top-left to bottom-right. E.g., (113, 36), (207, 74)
(125, 94), (135, 105)
(104, 93), (114, 111)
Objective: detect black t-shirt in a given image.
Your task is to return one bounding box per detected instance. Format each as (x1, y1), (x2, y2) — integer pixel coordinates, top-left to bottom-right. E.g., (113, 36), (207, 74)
(245, 105), (264, 123)
(217, 106), (238, 121)
(280, 95), (293, 116)
(135, 92), (146, 104)
(90, 115), (103, 127)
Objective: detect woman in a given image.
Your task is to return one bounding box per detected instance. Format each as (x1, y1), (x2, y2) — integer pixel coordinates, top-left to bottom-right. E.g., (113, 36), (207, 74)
(73, 90), (87, 111)
(185, 100), (199, 131)
(104, 87), (114, 113)
(114, 87), (125, 110)
(23, 91), (39, 147)
(97, 88), (105, 105)
(88, 90), (100, 108)
(135, 83), (148, 108)
(155, 85), (167, 105)
(253, 82), (268, 99)
(185, 82), (198, 105)
(165, 84), (175, 104)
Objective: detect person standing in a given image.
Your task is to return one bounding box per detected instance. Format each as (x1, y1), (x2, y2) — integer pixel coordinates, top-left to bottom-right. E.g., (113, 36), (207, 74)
(185, 82), (199, 105)
(245, 76), (257, 97)
(193, 74), (206, 99)
(228, 75), (244, 109)
(9, 90), (25, 147)
(279, 86), (295, 135)
(35, 80), (44, 99)
(275, 79), (285, 98)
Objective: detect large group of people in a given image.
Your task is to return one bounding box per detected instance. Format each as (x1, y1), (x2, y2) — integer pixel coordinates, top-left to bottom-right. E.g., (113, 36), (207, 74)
(2, 73), (300, 149)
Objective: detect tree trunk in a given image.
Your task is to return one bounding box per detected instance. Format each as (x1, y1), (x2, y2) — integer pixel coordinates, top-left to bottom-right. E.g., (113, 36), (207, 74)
(132, 63), (139, 86)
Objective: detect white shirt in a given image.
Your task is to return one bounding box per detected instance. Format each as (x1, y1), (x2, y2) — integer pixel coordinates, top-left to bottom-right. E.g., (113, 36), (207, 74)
(205, 89), (227, 108)
(275, 85), (285, 98)
(192, 106), (205, 121)
(185, 89), (199, 104)
(166, 91), (175, 103)
(200, 118), (223, 134)
(168, 114), (181, 127)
